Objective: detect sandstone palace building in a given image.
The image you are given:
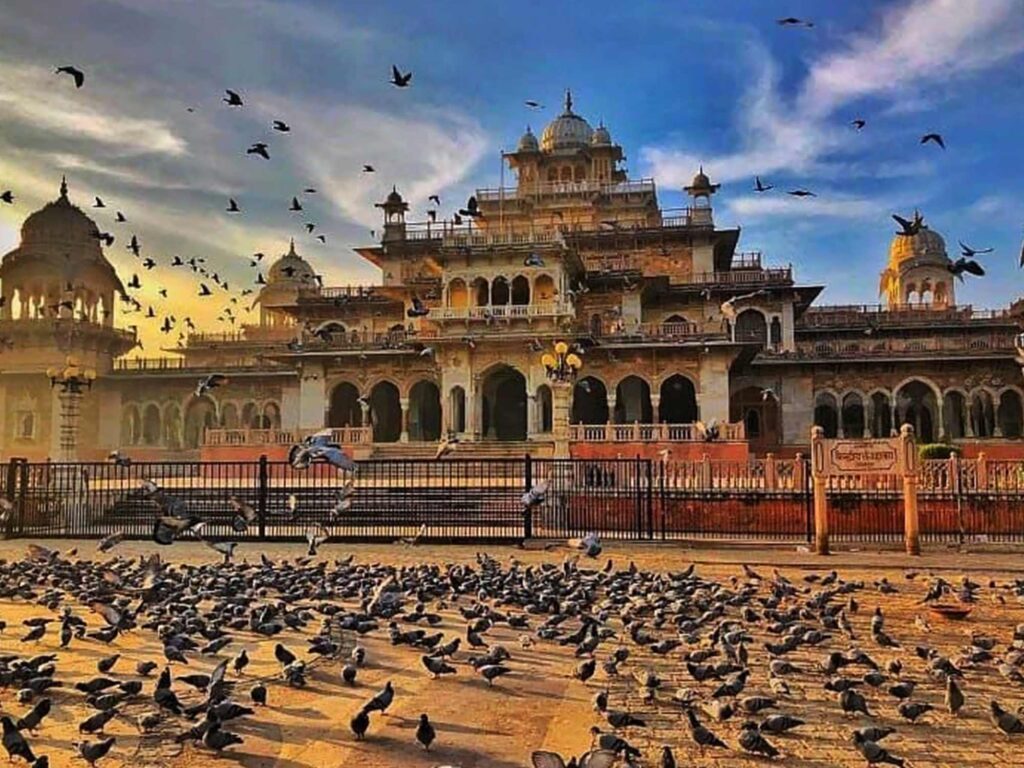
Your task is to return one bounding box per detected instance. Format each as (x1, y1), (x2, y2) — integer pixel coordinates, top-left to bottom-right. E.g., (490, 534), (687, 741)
(2, 93), (1023, 463)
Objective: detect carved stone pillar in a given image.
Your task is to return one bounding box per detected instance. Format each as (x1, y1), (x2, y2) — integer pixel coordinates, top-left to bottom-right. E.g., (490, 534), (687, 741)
(552, 381), (572, 458)
(399, 397), (410, 443)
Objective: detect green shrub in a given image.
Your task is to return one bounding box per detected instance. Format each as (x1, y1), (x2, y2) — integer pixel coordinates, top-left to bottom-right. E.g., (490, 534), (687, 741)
(918, 443), (960, 460)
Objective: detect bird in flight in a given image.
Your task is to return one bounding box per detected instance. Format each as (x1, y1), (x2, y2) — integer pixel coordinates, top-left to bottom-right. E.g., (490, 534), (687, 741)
(272, 120), (290, 132)
(303, 187), (316, 194)
(115, 211), (126, 222)
(127, 235), (141, 257)
(56, 65), (85, 88)
(223, 89), (243, 106)
(459, 195), (482, 218)
(524, 100), (544, 110)
(196, 373), (229, 397)
(289, 196), (303, 212)
(754, 176), (773, 193)
(227, 198), (241, 213)
(777, 17), (813, 27)
(959, 241), (993, 258)
(948, 257), (985, 280)
(1, 190), (14, 204)
(787, 189), (816, 197)
(390, 65), (412, 87)
(247, 143), (270, 160)
(851, 119), (867, 130)
(198, 283), (212, 296)
(316, 234), (326, 244)
(362, 164), (375, 173)
(93, 196), (105, 208)
(921, 133), (945, 149)
(428, 194), (441, 205)
(892, 212), (924, 236)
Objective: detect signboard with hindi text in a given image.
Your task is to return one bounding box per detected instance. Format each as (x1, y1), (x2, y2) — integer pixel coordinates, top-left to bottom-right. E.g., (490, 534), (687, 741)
(811, 436), (910, 476)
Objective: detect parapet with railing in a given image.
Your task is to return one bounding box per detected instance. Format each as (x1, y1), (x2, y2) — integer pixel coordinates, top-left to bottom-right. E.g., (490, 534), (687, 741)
(568, 422), (746, 443)
(800, 304), (1018, 329)
(759, 334), (1017, 360)
(203, 427), (372, 447)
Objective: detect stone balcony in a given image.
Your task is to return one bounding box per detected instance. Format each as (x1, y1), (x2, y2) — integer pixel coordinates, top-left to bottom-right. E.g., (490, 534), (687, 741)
(203, 426), (372, 447)
(429, 302), (574, 322)
(569, 422), (746, 442)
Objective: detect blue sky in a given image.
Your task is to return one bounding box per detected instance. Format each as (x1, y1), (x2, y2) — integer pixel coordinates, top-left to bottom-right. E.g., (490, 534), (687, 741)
(1, 0), (1022, 347)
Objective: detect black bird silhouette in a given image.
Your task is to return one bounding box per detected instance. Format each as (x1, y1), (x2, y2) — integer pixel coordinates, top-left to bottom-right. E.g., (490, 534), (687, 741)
(921, 133), (945, 149)
(754, 176), (773, 193)
(289, 196), (303, 212)
(524, 100), (544, 109)
(223, 89), (243, 106)
(115, 211), (126, 222)
(428, 194), (441, 205)
(226, 198), (240, 213)
(959, 241), (993, 258)
(316, 234), (326, 244)
(788, 189), (816, 197)
(459, 195), (482, 218)
(362, 164), (375, 173)
(93, 196), (105, 208)
(272, 120), (290, 132)
(247, 143), (270, 160)
(892, 212), (923, 236)
(127, 235), (140, 257)
(198, 284), (212, 297)
(0, 190), (13, 204)
(390, 65), (412, 87)
(851, 119), (867, 130)
(948, 257), (985, 280)
(56, 65), (85, 88)
(777, 17), (813, 27)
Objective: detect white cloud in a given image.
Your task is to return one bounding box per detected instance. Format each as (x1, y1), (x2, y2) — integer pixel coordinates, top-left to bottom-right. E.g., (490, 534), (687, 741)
(642, 0), (1024, 191)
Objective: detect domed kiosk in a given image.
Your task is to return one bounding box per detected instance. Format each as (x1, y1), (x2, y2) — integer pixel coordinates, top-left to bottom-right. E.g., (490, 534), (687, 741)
(878, 212), (955, 308)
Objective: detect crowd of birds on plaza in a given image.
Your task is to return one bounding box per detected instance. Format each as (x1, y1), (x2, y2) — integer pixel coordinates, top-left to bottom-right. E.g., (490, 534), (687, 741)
(0, 525), (1023, 766)
(0, 15), (1020, 353)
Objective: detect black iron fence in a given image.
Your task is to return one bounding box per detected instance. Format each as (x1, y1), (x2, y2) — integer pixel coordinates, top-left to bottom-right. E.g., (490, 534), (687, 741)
(1, 455), (1023, 544)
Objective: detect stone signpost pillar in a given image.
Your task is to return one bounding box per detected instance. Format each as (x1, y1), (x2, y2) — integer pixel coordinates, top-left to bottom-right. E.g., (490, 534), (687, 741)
(810, 426), (830, 555)
(899, 424), (920, 556)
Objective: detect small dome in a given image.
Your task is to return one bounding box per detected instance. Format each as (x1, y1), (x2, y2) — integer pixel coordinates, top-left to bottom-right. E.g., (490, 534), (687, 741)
(385, 186), (404, 205)
(540, 89), (593, 152)
(591, 123), (611, 146)
(888, 221), (948, 270)
(517, 126), (539, 152)
(21, 178), (103, 253)
(690, 167), (711, 190)
(267, 240), (317, 286)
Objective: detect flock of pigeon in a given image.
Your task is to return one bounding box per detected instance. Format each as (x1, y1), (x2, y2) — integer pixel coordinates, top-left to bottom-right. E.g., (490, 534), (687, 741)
(0, 538), (1023, 767)
(2, 13), (1020, 357)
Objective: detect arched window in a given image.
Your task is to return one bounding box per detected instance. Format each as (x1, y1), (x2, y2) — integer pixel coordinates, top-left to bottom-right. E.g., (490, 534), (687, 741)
(744, 408), (761, 438)
(449, 386), (466, 434)
(511, 276), (530, 305)
(241, 402), (259, 429)
(970, 390), (996, 438)
(448, 278), (468, 308)
(735, 309), (767, 345)
(142, 404), (162, 446)
(184, 397), (217, 449)
(896, 380), (938, 443)
(329, 383), (363, 428)
(870, 392), (893, 438)
(369, 381), (402, 442)
(943, 391), (966, 439)
(17, 411), (35, 440)
(491, 276), (510, 305)
(841, 393), (865, 439)
(536, 385), (553, 433)
(998, 390), (1023, 438)
(814, 393), (839, 439)
(262, 402), (281, 429)
(534, 274), (555, 303)
(572, 377), (608, 424)
(408, 381), (442, 441)
(220, 402), (239, 429)
(660, 375), (698, 423)
(164, 404), (182, 449)
(472, 277), (489, 307)
(614, 376), (652, 424)
(589, 313), (603, 337)
(121, 405), (141, 445)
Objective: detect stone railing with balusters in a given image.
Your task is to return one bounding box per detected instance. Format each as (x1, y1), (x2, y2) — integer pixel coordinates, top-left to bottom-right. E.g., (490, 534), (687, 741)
(568, 422), (746, 443)
(203, 427), (372, 447)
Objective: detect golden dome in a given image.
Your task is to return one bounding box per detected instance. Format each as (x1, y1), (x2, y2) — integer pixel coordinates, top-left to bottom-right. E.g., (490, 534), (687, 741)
(517, 126), (539, 152)
(886, 225), (948, 271)
(267, 240), (317, 286)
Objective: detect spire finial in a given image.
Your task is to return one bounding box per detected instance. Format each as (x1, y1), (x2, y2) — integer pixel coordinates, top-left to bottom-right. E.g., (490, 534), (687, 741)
(288, 238), (296, 255)
(60, 175), (68, 198)
(565, 88), (573, 113)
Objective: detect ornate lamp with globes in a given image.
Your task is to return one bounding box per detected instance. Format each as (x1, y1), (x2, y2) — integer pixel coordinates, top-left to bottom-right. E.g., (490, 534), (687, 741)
(541, 341), (582, 457)
(46, 356), (96, 461)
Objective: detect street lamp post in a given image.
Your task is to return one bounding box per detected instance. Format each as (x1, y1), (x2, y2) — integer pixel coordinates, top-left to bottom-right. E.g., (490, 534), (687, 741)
(46, 356), (96, 462)
(541, 342), (582, 458)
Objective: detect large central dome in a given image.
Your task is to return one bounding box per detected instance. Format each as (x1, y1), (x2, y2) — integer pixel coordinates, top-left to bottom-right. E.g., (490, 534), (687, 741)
(540, 90), (594, 152)
(887, 218), (948, 270)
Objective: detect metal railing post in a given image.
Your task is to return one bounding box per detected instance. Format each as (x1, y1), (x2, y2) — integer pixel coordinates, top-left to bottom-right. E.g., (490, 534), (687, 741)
(16, 461), (29, 538)
(523, 454), (533, 540)
(257, 455), (268, 540)
(3, 460), (19, 539)
(645, 458), (654, 540)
